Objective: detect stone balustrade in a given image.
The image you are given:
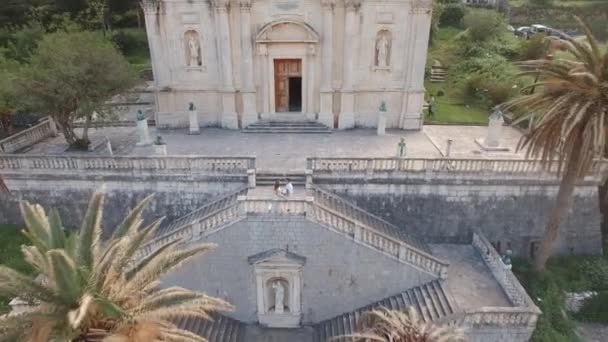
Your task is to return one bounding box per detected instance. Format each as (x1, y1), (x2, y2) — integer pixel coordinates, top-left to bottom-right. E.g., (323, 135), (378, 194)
(0, 155), (256, 175)
(471, 232), (541, 322)
(307, 157), (607, 181)
(0, 118), (57, 153)
(462, 307), (540, 327)
(309, 198), (449, 279)
(238, 196), (312, 216)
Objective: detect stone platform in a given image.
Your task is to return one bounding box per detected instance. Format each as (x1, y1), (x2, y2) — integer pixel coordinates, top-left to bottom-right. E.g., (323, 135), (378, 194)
(19, 125), (526, 171)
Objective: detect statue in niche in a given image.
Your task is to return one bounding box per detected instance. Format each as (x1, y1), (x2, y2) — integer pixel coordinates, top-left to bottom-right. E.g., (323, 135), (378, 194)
(185, 31), (201, 66)
(272, 281), (285, 314)
(375, 31), (391, 68)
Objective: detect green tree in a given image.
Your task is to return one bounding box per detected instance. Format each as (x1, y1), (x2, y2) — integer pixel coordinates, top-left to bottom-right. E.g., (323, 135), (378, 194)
(341, 307), (465, 342)
(0, 192), (231, 341)
(463, 9), (506, 42)
(18, 31), (138, 148)
(0, 55), (20, 138)
(506, 18), (608, 272)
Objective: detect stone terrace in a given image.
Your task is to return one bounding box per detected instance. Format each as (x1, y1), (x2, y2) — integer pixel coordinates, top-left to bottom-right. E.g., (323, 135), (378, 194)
(20, 125), (526, 171)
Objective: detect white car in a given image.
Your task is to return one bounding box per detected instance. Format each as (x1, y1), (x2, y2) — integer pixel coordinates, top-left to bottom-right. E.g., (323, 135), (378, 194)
(531, 24), (549, 33)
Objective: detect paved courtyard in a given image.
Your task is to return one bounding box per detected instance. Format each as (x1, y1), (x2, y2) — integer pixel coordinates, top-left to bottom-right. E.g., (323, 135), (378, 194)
(22, 124), (527, 171)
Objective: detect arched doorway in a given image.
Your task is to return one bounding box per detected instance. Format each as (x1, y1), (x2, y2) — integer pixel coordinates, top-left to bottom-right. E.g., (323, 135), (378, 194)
(255, 20), (320, 120)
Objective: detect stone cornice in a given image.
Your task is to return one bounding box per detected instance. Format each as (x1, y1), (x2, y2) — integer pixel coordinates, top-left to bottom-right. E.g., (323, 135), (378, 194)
(410, 0), (433, 14)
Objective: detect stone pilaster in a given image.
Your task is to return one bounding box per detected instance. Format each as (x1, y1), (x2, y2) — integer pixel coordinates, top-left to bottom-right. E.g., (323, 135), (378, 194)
(214, 0), (238, 128)
(318, 0), (335, 128)
(141, 0), (168, 89)
(399, 0), (433, 130)
(257, 44), (270, 120)
(239, 0), (257, 127)
(338, 0), (361, 130)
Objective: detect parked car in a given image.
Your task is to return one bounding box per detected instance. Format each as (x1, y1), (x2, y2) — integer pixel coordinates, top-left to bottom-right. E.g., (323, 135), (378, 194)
(531, 24), (549, 34)
(514, 26), (532, 37)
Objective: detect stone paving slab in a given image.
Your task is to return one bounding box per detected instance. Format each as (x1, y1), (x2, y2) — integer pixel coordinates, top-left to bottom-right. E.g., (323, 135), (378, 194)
(430, 244), (511, 309)
(423, 125), (526, 159)
(17, 124), (527, 171)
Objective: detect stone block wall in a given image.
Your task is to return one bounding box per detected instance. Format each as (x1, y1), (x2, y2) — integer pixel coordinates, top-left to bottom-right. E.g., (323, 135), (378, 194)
(162, 216), (435, 324)
(316, 180), (603, 257)
(0, 176), (245, 232)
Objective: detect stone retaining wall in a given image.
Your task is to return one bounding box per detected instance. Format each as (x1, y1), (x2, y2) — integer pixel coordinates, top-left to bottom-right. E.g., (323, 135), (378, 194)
(0, 118), (56, 153)
(309, 158), (605, 256)
(0, 155), (254, 230)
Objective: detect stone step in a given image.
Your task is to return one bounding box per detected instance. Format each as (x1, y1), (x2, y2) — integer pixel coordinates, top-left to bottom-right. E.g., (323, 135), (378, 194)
(243, 120), (332, 134)
(256, 172), (306, 186)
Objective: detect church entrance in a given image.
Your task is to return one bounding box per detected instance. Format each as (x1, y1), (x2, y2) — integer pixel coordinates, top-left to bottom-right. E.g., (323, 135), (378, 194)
(274, 59), (302, 113)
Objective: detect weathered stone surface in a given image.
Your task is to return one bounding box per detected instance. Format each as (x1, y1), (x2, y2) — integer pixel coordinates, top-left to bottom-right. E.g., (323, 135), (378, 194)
(319, 181), (603, 256)
(162, 216), (435, 324)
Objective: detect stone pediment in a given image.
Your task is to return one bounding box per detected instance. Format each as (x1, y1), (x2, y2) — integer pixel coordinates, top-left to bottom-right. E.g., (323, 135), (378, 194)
(255, 20), (320, 43)
(248, 248), (307, 266)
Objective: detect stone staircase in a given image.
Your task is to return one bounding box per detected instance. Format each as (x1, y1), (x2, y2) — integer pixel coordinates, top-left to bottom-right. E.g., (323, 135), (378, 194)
(430, 62), (447, 83)
(242, 121), (332, 134)
(175, 313), (244, 342)
(313, 279), (457, 342)
(310, 186), (431, 254)
(256, 170), (306, 186)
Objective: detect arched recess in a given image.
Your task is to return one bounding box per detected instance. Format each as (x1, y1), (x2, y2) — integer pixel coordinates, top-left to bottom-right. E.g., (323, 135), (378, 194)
(255, 19), (320, 118)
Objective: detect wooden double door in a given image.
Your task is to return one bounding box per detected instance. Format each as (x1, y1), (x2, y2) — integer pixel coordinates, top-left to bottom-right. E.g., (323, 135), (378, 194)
(274, 59), (303, 113)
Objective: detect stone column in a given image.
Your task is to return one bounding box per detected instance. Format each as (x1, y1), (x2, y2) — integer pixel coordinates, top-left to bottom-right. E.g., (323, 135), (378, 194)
(214, 0), (238, 129)
(318, 0), (335, 128)
(400, 0), (433, 130)
(239, 0), (257, 127)
(141, 1), (168, 88)
(338, 0), (361, 130)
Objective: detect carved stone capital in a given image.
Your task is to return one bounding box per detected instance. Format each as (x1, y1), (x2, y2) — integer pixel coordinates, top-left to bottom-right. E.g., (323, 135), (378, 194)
(307, 44), (316, 56)
(257, 44), (268, 56)
(213, 0), (230, 11)
(239, 0), (252, 11)
(321, 0), (336, 10)
(344, 0), (362, 11)
(141, 0), (160, 14)
(410, 0), (433, 14)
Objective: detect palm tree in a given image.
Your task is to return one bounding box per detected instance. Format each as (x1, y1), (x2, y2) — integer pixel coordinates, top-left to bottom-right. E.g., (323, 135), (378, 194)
(0, 191), (232, 341)
(0, 175), (7, 193)
(337, 307), (464, 342)
(504, 17), (608, 272)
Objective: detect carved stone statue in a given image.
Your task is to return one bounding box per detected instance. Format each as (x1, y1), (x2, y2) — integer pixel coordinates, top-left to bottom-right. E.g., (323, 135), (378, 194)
(187, 33), (200, 66)
(376, 34), (390, 68)
(272, 281), (285, 314)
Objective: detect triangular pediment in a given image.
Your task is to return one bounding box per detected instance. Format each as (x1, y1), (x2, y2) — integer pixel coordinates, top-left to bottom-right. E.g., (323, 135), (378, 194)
(248, 248), (306, 266)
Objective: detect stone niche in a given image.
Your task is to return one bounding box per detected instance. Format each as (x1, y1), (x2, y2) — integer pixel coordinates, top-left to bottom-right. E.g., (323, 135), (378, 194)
(248, 249), (305, 328)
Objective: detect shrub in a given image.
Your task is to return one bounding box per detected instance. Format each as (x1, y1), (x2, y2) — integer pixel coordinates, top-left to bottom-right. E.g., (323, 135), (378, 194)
(439, 3), (466, 28)
(111, 28), (148, 55)
(463, 10), (505, 42)
(436, 90), (445, 97)
(520, 33), (550, 61)
(576, 291), (608, 323)
(486, 82), (515, 107)
(579, 259), (608, 291)
(589, 17), (608, 42)
(528, 0), (554, 7)
(462, 75), (487, 104)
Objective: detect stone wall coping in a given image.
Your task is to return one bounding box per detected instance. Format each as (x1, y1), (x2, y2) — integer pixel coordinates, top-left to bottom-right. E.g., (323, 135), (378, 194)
(0, 118), (56, 153)
(0, 154), (256, 173)
(307, 157), (608, 182)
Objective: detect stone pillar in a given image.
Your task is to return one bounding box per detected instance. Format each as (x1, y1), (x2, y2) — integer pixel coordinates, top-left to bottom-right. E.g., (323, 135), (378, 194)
(400, 0), (433, 130)
(239, 0), (257, 127)
(319, 0), (335, 128)
(258, 44), (270, 119)
(214, 0), (238, 129)
(338, 0), (361, 130)
(188, 103), (200, 135)
(306, 44), (316, 120)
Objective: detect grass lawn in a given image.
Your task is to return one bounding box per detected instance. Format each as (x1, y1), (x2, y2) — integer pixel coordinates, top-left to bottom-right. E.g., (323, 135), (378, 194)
(424, 81), (490, 125)
(425, 28), (490, 125)
(0, 225), (31, 314)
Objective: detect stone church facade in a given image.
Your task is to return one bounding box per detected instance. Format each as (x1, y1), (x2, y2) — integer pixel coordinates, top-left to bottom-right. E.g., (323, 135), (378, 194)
(142, 0), (432, 130)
